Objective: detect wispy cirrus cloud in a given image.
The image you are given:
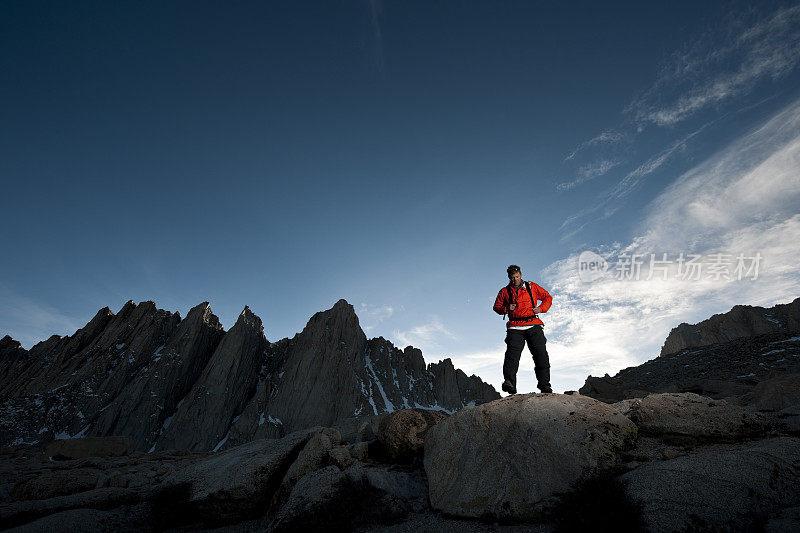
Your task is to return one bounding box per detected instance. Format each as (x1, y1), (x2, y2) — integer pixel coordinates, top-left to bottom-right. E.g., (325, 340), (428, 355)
(358, 302), (396, 333)
(627, 5), (800, 127)
(558, 122), (712, 239)
(608, 121), (712, 200)
(392, 316), (456, 353)
(564, 130), (624, 161)
(540, 96), (800, 393)
(557, 159), (622, 191)
(559, 5), (800, 241)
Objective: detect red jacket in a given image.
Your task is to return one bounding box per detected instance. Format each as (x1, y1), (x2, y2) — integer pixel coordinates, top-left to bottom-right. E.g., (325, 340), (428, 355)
(493, 281), (552, 328)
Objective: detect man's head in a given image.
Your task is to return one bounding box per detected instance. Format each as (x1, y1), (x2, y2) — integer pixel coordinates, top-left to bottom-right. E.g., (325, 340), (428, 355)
(507, 264), (522, 287)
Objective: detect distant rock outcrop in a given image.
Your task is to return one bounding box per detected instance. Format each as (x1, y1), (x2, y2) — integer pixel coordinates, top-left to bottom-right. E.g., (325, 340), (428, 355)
(580, 300), (800, 405)
(0, 299), (499, 452)
(660, 297), (800, 356)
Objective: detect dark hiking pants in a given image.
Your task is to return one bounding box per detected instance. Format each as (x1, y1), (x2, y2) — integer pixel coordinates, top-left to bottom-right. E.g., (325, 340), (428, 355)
(503, 325), (551, 391)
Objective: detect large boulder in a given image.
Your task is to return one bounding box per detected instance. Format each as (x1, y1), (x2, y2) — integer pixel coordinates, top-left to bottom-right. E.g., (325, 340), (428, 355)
(615, 392), (768, 441)
(345, 464), (429, 513)
(277, 428), (341, 497)
(152, 427), (320, 526)
(268, 463), (424, 532)
(619, 437), (800, 532)
(376, 408), (448, 462)
(423, 393), (638, 520)
(269, 466), (350, 532)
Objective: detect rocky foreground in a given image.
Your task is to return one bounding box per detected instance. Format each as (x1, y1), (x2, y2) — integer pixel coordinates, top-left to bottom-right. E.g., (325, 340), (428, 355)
(2, 297), (800, 531)
(1, 384), (798, 532)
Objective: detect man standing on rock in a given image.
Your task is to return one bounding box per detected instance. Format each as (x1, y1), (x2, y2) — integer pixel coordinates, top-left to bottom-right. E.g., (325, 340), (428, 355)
(493, 264), (553, 395)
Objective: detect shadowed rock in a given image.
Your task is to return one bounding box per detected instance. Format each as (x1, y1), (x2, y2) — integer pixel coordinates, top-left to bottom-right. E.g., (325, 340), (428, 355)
(153, 427), (322, 526)
(376, 408), (448, 462)
(224, 300), (498, 448)
(156, 306), (268, 452)
(619, 437), (800, 532)
(91, 302), (225, 451)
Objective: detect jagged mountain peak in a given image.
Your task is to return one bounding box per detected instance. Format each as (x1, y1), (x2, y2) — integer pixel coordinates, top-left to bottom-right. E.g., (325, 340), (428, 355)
(185, 301), (223, 330)
(1, 297), (500, 452)
(325, 298), (357, 318)
(129, 300), (160, 315)
(111, 300), (181, 329)
(118, 300), (136, 315)
(91, 306), (113, 320)
(332, 298), (353, 311)
(1, 335), (22, 350)
(231, 305), (264, 334)
(80, 306), (114, 331)
(430, 357), (455, 370)
(300, 299), (363, 338)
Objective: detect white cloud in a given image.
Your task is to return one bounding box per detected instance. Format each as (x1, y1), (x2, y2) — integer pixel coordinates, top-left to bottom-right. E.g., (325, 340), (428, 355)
(564, 131), (624, 161)
(557, 159), (622, 191)
(607, 124), (706, 200)
(358, 302), (395, 333)
(559, 5), (800, 241)
(541, 96), (800, 393)
(559, 123), (710, 240)
(358, 302), (394, 321)
(392, 316), (456, 353)
(628, 5), (800, 127)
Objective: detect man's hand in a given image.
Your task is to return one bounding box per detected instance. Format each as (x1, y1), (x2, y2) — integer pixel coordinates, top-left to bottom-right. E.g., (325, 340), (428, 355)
(532, 307), (541, 313)
(509, 303), (517, 311)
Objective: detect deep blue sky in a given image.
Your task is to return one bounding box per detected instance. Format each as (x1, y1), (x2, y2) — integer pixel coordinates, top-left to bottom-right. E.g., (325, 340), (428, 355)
(3, 1), (800, 393)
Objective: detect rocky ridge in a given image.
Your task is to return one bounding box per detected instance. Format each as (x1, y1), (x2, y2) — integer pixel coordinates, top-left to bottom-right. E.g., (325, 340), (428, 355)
(580, 326), (800, 405)
(0, 299), (498, 453)
(660, 296), (800, 356)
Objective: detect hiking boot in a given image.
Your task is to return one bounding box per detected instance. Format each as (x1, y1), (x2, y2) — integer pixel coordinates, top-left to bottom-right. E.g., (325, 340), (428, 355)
(539, 386), (553, 393)
(501, 380), (516, 395)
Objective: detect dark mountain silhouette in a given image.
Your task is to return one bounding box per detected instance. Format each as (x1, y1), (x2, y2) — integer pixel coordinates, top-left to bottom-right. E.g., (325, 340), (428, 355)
(0, 299), (498, 452)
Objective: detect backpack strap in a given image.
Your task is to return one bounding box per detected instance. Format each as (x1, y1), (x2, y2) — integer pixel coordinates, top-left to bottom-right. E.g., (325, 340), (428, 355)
(525, 281), (535, 308)
(503, 285), (515, 320)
